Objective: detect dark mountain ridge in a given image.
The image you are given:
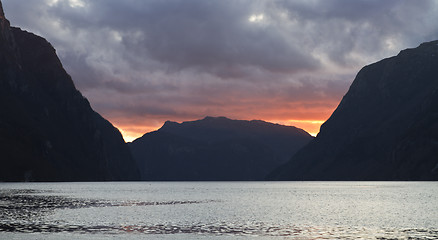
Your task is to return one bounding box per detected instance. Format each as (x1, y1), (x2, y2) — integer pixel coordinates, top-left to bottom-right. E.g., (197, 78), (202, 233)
(0, 1), (140, 181)
(129, 116), (313, 180)
(269, 40), (438, 180)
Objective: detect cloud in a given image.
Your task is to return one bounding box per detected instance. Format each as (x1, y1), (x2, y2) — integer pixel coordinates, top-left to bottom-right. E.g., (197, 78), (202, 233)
(2, 0), (438, 141)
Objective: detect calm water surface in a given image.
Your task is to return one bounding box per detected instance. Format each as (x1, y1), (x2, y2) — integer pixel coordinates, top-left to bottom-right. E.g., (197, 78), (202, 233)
(0, 182), (437, 239)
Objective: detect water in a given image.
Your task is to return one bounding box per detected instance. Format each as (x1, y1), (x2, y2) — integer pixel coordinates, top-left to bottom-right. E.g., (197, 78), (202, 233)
(0, 182), (437, 239)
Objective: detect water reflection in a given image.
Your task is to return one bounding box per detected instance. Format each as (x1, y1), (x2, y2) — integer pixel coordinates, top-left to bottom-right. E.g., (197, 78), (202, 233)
(0, 189), (212, 233)
(2, 221), (438, 239)
(1, 187), (438, 239)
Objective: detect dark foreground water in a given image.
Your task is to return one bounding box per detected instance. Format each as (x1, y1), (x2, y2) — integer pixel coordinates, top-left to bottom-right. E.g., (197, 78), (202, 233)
(0, 182), (437, 239)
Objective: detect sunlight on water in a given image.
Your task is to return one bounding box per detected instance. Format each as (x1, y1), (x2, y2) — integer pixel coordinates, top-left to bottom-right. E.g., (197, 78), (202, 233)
(0, 182), (437, 239)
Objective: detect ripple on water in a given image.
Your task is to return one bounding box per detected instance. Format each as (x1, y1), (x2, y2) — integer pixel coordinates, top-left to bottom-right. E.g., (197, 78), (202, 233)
(1, 221), (438, 239)
(1, 186), (438, 239)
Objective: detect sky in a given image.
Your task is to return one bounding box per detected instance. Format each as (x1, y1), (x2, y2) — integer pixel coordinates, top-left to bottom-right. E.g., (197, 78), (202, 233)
(3, 0), (438, 142)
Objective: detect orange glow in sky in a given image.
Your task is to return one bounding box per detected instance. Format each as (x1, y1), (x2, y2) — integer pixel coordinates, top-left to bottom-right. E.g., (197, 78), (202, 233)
(272, 119), (326, 137)
(102, 86), (340, 143)
(115, 124), (161, 143)
(104, 98), (339, 142)
(5, 0), (437, 149)
(115, 116), (329, 143)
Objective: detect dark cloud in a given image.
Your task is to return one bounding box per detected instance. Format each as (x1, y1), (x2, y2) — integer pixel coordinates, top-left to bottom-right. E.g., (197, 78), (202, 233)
(2, 0), (438, 140)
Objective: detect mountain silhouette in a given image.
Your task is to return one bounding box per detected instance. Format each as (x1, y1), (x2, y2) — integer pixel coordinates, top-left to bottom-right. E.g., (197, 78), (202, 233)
(269, 40), (438, 180)
(129, 116), (312, 180)
(0, 1), (139, 181)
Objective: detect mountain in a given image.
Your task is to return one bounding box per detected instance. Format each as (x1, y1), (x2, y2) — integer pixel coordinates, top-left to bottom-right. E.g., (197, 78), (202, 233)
(0, 1), (140, 181)
(129, 116), (312, 180)
(269, 40), (438, 180)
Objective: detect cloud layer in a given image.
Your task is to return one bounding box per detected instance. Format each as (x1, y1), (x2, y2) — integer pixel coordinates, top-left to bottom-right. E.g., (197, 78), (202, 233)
(3, 0), (438, 141)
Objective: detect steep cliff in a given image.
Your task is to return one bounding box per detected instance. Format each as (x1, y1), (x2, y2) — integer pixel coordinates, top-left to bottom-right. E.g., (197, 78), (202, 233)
(270, 40), (438, 180)
(129, 116), (312, 180)
(0, 1), (140, 181)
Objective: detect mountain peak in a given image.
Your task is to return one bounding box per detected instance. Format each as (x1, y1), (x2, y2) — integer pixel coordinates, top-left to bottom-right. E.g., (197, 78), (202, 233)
(162, 120), (179, 127)
(0, 0), (20, 76)
(396, 39), (438, 58)
(0, 1), (4, 19)
(202, 116), (230, 121)
(0, 2), (140, 181)
(129, 117), (313, 180)
(0, 0), (10, 34)
(270, 40), (438, 180)
(0, 0), (9, 31)
(419, 39), (438, 47)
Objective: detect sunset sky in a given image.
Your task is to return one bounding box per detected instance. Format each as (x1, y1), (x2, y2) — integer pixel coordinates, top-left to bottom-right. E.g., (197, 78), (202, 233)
(3, 0), (438, 142)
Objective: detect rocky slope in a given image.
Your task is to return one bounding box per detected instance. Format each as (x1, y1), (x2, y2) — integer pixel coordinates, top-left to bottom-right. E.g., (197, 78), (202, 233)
(129, 116), (312, 180)
(0, 1), (140, 181)
(269, 40), (438, 180)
